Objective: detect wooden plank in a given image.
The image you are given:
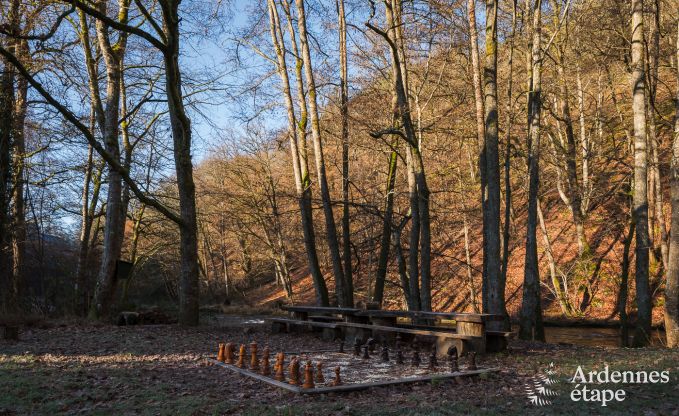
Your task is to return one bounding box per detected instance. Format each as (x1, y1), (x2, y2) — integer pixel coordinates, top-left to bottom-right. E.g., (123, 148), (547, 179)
(336, 322), (478, 340)
(207, 358), (499, 394)
(209, 359), (301, 393)
(281, 305), (360, 314)
(269, 318), (338, 329)
(355, 310), (503, 324)
(302, 368), (499, 394)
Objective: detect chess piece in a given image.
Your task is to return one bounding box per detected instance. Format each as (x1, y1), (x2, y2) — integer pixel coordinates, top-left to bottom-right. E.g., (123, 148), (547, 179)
(411, 346), (421, 367)
(428, 346), (438, 370)
(225, 343), (235, 364)
(315, 362), (325, 383)
(338, 341), (345, 353)
(447, 346), (458, 372)
(380, 343), (389, 362)
(261, 347), (271, 376)
(353, 338), (362, 356)
(467, 351), (477, 370)
(236, 344), (246, 368)
(367, 338), (376, 353)
(250, 341), (259, 371)
(274, 352), (285, 381)
(329, 366), (342, 386)
(288, 357), (300, 385)
(396, 348), (404, 364)
(362, 344), (370, 359)
(217, 343), (225, 362)
(303, 361), (315, 388)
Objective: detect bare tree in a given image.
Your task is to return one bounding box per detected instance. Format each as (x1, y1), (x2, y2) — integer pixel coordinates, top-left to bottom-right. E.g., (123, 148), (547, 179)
(519, 0), (545, 341)
(630, 0), (651, 347)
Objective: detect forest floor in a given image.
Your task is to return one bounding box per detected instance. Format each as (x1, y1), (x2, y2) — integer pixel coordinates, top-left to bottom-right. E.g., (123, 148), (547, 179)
(1, 314), (678, 415)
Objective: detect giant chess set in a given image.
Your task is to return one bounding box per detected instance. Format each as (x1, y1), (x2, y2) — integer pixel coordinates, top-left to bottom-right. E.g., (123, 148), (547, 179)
(209, 336), (495, 394)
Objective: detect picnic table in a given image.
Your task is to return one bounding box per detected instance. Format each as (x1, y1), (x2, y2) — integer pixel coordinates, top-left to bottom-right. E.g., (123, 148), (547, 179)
(280, 305), (365, 323)
(273, 305), (510, 354)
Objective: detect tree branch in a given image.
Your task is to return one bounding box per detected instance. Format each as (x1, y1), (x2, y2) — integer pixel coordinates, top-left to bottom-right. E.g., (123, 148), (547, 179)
(0, 44), (181, 224)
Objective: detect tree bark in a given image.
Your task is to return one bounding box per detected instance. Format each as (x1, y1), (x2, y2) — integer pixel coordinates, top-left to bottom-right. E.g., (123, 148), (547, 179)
(88, 0), (129, 320)
(466, 1), (488, 311)
(161, 0), (200, 325)
(337, 0), (353, 306)
(630, 0), (652, 347)
(267, 0), (328, 305)
(519, 0), (545, 341)
(483, 0), (508, 330)
(294, 0), (348, 306)
(372, 148), (398, 305)
(664, 18), (679, 348)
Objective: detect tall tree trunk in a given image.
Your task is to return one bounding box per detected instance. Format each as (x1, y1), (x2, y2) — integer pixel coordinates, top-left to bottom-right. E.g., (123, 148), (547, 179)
(161, 0), (200, 325)
(619, 220), (634, 347)
(483, 0), (508, 330)
(294, 0), (348, 306)
(519, 0), (545, 341)
(630, 0), (652, 347)
(88, 0), (130, 319)
(0, 0), (20, 312)
(466, 0), (488, 311)
(11, 38), (28, 308)
(267, 0), (328, 305)
(501, 0), (518, 293)
(337, 0), (353, 306)
(372, 148), (398, 305)
(0, 52), (13, 312)
(664, 18), (679, 348)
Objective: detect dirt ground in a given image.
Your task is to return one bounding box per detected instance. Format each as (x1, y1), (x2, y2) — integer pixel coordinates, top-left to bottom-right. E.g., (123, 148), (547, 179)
(1, 315), (678, 415)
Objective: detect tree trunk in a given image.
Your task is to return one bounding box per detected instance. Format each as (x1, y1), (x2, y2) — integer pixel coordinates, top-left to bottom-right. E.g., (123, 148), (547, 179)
(294, 0), (348, 306)
(267, 0), (328, 305)
(483, 0), (508, 330)
(10, 37), (27, 309)
(88, 0), (129, 320)
(519, 0), (545, 341)
(630, 0), (651, 347)
(619, 220), (634, 347)
(337, 0), (353, 306)
(372, 148), (398, 305)
(162, 0), (200, 325)
(664, 18), (679, 348)
(467, 1), (488, 311)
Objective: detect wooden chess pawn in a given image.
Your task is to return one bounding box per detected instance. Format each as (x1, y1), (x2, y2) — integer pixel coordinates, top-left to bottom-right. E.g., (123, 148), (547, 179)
(250, 341), (259, 371)
(236, 344), (246, 368)
(315, 362), (325, 383)
(217, 343), (226, 362)
(467, 351), (477, 370)
(396, 348), (404, 364)
(353, 338), (362, 356)
(380, 343), (389, 362)
(302, 361), (315, 388)
(362, 344), (370, 359)
(261, 347), (271, 376)
(428, 346), (438, 370)
(288, 357), (300, 385)
(411, 349), (421, 367)
(447, 346), (458, 372)
(367, 338), (376, 353)
(225, 343), (235, 364)
(274, 353), (285, 381)
(329, 366), (342, 386)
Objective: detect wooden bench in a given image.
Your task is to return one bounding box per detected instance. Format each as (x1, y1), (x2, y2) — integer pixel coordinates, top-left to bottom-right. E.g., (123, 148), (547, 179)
(270, 318), (341, 341)
(280, 306), (361, 321)
(308, 315), (343, 323)
(336, 322), (482, 356)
